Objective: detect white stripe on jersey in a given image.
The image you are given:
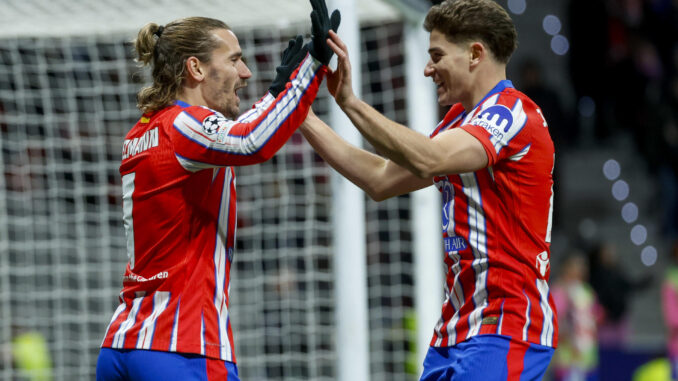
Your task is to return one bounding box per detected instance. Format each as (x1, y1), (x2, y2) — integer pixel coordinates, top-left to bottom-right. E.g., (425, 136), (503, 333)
(238, 93), (276, 123)
(200, 313), (205, 356)
(442, 252), (464, 345)
(522, 289), (531, 341)
(546, 157), (555, 243)
(122, 173), (136, 269)
(173, 55), (319, 156)
(434, 179), (464, 346)
(497, 300), (505, 335)
(175, 155), (218, 173)
(102, 303), (126, 347)
(136, 291), (171, 350)
(113, 296), (144, 348)
(213, 169), (234, 361)
(537, 279), (555, 346)
(460, 173), (489, 339)
(170, 302), (180, 352)
(509, 144), (531, 161)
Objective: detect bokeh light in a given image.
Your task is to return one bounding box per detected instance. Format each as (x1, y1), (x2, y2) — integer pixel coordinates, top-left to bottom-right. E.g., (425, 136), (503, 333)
(621, 202), (638, 223)
(603, 159), (621, 180)
(507, 0), (526, 15)
(641, 246), (657, 266)
(630, 224), (647, 246)
(550, 35), (570, 55)
(612, 180), (629, 201)
(542, 15), (562, 35)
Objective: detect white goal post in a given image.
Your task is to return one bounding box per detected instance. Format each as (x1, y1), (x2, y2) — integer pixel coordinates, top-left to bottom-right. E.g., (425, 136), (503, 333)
(0, 1), (441, 380)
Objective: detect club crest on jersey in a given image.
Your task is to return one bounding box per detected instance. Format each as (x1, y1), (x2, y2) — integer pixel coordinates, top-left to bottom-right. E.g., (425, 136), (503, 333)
(536, 251), (550, 277)
(470, 105), (514, 139)
(202, 114), (228, 135)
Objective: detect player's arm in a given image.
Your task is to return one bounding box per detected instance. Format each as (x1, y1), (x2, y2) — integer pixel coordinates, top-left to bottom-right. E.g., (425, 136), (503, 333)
(325, 31), (488, 177)
(171, 0), (340, 170)
(301, 110), (431, 201)
(172, 48), (325, 171)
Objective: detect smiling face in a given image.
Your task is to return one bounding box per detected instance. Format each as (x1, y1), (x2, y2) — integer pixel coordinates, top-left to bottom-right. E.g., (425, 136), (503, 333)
(201, 29), (252, 118)
(424, 29), (473, 107)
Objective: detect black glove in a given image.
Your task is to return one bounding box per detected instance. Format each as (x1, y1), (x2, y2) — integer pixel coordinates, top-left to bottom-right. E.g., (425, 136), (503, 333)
(269, 35), (308, 97)
(306, 0), (341, 65)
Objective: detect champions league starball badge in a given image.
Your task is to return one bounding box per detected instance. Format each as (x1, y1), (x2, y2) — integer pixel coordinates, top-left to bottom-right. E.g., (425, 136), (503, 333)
(202, 114), (228, 135)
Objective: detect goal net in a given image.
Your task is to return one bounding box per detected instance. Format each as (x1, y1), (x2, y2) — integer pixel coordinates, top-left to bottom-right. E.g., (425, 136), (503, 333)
(0, 1), (427, 380)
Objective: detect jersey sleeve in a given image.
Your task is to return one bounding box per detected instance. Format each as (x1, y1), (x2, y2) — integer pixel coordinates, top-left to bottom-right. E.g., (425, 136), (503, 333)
(459, 95), (533, 166)
(169, 53), (326, 171)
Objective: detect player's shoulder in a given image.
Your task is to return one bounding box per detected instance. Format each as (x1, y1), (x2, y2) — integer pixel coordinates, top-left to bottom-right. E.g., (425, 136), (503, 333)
(174, 103), (223, 122)
(171, 103), (236, 138)
(498, 88), (542, 115)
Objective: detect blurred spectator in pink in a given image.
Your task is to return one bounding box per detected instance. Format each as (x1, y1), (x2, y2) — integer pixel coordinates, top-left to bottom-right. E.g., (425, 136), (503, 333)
(552, 252), (601, 381)
(663, 240), (678, 381)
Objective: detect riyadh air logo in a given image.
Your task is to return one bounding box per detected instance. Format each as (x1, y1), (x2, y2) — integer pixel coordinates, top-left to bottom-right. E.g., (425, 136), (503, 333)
(202, 114), (228, 135)
(470, 105), (514, 139)
(444, 236), (468, 252)
(536, 251), (550, 277)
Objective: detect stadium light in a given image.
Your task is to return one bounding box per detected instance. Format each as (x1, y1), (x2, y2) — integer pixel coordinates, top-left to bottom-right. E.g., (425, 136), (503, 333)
(602, 159), (656, 266)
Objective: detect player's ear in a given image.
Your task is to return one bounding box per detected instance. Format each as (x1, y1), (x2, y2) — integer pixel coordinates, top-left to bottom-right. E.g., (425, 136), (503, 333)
(469, 42), (484, 68)
(185, 56), (206, 82)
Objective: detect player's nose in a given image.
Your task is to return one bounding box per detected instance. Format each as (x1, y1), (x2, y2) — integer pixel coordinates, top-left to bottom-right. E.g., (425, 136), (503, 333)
(424, 60), (434, 77)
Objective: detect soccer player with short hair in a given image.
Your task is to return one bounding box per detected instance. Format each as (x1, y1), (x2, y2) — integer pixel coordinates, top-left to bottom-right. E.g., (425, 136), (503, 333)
(96, 2), (340, 380)
(301, 0), (557, 379)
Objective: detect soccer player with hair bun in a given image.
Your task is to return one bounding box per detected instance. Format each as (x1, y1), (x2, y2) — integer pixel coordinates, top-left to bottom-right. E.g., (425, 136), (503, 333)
(301, 0), (557, 379)
(96, 2), (339, 380)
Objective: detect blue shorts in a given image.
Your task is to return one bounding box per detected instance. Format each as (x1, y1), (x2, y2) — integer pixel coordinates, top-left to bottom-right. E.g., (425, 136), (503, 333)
(420, 335), (554, 381)
(96, 348), (239, 381)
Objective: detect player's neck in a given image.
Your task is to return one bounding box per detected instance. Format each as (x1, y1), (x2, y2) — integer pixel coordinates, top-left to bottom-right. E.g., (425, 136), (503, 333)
(176, 86), (207, 108)
(463, 65), (507, 112)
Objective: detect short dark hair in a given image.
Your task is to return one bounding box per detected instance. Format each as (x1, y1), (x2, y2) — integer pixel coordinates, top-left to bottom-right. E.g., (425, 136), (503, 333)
(134, 17), (231, 113)
(424, 0), (518, 64)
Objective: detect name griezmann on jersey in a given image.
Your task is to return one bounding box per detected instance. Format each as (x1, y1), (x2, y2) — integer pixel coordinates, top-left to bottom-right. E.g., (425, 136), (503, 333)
(122, 127), (159, 160)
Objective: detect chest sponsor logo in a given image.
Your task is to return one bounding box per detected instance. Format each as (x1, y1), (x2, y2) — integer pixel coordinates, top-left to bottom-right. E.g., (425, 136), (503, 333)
(444, 236), (468, 252)
(470, 105), (514, 140)
(202, 114), (229, 135)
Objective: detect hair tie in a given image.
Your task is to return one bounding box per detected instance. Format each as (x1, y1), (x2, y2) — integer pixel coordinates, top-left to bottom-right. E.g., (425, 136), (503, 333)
(154, 25), (164, 38)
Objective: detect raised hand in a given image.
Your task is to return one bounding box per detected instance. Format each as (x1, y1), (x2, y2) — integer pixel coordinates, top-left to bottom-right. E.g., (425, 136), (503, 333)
(326, 30), (355, 107)
(307, 0), (341, 65)
(268, 35), (308, 97)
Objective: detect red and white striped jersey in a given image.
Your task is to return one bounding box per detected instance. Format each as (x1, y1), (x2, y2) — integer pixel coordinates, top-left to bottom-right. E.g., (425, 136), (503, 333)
(429, 80), (558, 349)
(101, 54), (326, 362)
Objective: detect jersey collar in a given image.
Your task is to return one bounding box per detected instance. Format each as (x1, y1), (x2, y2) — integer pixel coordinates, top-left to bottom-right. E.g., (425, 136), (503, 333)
(174, 100), (192, 108)
(467, 79), (514, 113)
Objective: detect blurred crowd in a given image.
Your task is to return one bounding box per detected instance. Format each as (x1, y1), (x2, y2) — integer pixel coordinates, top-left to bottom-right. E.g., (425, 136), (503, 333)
(524, 1), (678, 380)
(568, 0), (678, 239)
